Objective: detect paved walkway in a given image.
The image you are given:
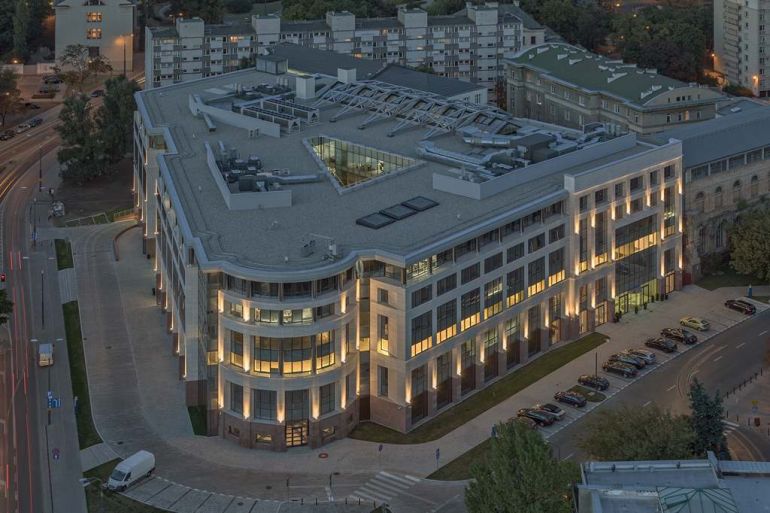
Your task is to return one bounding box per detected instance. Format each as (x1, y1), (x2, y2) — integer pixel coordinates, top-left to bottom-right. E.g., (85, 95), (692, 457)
(80, 442), (120, 472)
(58, 267), (78, 303)
(70, 220), (770, 512)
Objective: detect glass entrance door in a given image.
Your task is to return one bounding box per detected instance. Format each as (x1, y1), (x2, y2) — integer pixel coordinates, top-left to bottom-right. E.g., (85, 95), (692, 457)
(285, 420), (308, 447)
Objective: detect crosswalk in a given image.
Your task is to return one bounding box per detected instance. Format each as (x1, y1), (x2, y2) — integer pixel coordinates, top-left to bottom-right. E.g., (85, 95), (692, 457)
(723, 420), (740, 434)
(349, 471), (420, 505)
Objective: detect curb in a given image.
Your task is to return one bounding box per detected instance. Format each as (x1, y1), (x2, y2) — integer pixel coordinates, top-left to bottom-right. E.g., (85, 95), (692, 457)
(113, 222), (140, 261)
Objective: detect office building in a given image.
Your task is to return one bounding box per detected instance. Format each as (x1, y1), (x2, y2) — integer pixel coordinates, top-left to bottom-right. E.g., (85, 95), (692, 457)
(133, 53), (683, 450)
(577, 453), (770, 513)
(506, 43), (724, 135)
(714, 0), (770, 97)
(144, 2), (545, 97)
(55, 0), (136, 73)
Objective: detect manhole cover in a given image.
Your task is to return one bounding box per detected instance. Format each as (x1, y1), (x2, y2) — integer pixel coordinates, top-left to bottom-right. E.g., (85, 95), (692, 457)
(318, 452), (328, 459)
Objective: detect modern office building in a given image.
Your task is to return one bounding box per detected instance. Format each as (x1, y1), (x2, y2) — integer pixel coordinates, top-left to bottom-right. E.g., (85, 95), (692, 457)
(55, 0), (136, 73)
(133, 54), (683, 450)
(650, 104), (770, 281)
(714, 0), (770, 97)
(505, 43), (724, 135)
(576, 453), (770, 513)
(144, 1), (545, 97)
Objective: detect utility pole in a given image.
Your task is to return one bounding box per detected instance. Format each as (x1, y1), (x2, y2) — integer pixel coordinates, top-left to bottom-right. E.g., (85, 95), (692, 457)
(41, 270), (45, 329)
(38, 145), (42, 192)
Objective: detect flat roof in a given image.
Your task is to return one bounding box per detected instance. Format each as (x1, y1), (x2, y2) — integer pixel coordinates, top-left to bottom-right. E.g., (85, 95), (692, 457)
(372, 64), (485, 98)
(509, 43), (710, 106)
(270, 43), (386, 79)
(137, 68), (664, 274)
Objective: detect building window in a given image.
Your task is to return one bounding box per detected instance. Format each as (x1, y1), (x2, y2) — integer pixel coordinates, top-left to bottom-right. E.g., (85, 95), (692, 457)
(282, 336), (313, 374)
(506, 242), (524, 263)
(733, 180), (742, 203)
(484, 253), (503, 273)
(460, 289), (480, 331)
(547, 248), (565, 286)
(528, 233), (545, 253)
(411, 311), (432, 357)
(378, 315), (390, 354)
(460, 339), (476, 395)
(282, 308), (313, 325)
(86, 11), (102, 22)
(436, 274), (457, 296)
(483, 278), (503, 319)
(319, 383), (335, 415)
(378, 366), (389, 397)
(714, 187), (723, 208)
(650, 169), (659, 186)
(253, 337), (280, 374)
(630, 176), (643, 192)
(506, 267), (525, 306)
(230, 331), (244, 368)
(751, 175), (759, 198)
(316, 331), (335, 370)
(548, 224), (565, 243)
(436, 299), (457, 343)
(252, 389), (276, 420)
(579, 195), (589, 212)
(230, 383), (243, 415)
(664, 165), (675, 181)
(527, 258), (545, 296)
(86, 28), (102, 39)
(411, 285), (432, 307)
(694, 192), (705, 213)
(461, 263), (480, 284)
(715, 220), (728, 249)
(377, 288), (389, 304)
(615, 182), (625, 198)
(285, 389), (309, 421)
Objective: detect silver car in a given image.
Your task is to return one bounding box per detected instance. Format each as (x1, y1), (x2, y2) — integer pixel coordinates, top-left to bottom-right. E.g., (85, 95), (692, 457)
(624, 348), (656, 365)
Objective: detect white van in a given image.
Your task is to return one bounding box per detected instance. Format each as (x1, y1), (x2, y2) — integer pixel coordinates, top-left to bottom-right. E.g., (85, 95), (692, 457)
(38, 343), (53, 367)
(107, 451), (155, 491)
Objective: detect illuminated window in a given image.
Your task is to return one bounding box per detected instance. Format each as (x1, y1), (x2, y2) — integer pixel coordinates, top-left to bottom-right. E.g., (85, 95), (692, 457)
(282, 336), (313, 374)
(460, 289), (480, 331)
(436, 300), (457, 343)
(547, 248), (565, 287)
(86, 11), (102, 22)
(527, 258), (545, 296)
(506, 267), (525, 307)
(410, 312), (432, 357)
(253, 337), (280, 374)
(86, 28), (102, 39)
(377, 315), (389, 354)
(316, 331), (335, 370)
(483, 278), (503, 319)
(229, 331), (244, 368)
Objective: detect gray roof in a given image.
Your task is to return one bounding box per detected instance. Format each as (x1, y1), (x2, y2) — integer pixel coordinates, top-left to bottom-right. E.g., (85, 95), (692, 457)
(270, 43), (386, 79)
(509, 43), (711, 106)
(372, 64), (485, 98)
(716, 97), (768, 117)
(655, 106), (770, 168)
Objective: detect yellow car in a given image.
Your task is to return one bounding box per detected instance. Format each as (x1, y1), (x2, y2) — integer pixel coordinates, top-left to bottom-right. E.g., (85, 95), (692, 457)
(680, 316), (710, 331)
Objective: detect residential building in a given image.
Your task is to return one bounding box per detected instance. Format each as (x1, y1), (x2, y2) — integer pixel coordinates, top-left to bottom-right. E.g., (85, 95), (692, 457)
(55, 0), (136, 72)
(577, 453), (770, 513)
(133, 55), (683, 451)
(505, 43), (724, 135)
(714, 0), (770, 97)
(144, 2), (545, 97)
(650, 105), (770, 281)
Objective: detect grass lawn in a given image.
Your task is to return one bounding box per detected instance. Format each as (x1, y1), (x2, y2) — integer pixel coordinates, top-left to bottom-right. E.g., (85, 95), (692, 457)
(63, 301), (101, 449)
(568, 385), (606, 402)
(696, 265), (757, 291)
(84, 459), (166, 513)
(55, 239), (73, 270)
(428, 438), (490, 481)
(187, 405), (208, 436)
(349, 332), (608, 444)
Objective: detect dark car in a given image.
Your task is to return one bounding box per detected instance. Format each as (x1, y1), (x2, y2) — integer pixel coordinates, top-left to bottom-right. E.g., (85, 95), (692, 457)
(645, 337), (678, 353)
(578, 374), (610, 391)
(726, 299), (755, 315)
(90, 89), (104, 98)
(602, 361), (638, 378)
(24, 102), (40, 109)
(554, 391), (587, 408)
(43, 75), (62, 84)
(661, 328), (697, 345)
(0, 130), (14, 141)
(624, 348), (656, 365)
(509, 416), (537, 430)
(29, 118), (42, 127)
(608, 352), (646, 369)
(517, 408), (556, 426)
(533, 403), (565, 420)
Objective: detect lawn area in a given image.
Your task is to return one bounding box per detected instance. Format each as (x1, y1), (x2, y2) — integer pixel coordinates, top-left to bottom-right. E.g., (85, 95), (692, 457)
(55, 239), (73, 270)
(187, 405), (208, 436)
(63, 301), (101, 449)
(428, 438), (490, 481)
(349, 332), (608, 444)
(568, 385), (606, 402)
(84, 459), (166, 513)
(696, 265), (757, 291)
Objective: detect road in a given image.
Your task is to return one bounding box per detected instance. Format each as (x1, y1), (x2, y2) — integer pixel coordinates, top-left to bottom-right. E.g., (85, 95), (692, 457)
(547, 308), (770, 462)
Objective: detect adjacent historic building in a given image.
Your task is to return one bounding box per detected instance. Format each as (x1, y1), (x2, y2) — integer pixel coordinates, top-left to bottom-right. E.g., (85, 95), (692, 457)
(133, 51), (683, 451)
(506, 43), (724, 135)
(714, 0), (770, 97)
(144, 2), (545, 98)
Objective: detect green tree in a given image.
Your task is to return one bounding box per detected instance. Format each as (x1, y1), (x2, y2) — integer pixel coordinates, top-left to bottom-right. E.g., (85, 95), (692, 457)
(226, 0), (253, 14)
(0, 0), (14, 56)
(729, 209), (770, 281)
(689, 379), (730, 459)
(0, 289), (13, 325)
(57, 94), (106, 184)
(0, 69), (22, 127)
(580, 405), (696, 460)
(724, 84), (755, 97)
(465, 421), (579, 513)
(171, 0), (225, 22)
(12, 0), (29, 59)
(95, 76), (140, 163)
(55, 44), (113, 93)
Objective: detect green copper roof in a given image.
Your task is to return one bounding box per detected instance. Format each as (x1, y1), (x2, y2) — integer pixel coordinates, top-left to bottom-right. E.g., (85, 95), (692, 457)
(658, 487), (739, 513)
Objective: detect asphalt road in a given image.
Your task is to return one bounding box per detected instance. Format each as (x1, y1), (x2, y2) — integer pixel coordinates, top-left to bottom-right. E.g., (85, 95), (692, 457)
(547, 308), (770, 462)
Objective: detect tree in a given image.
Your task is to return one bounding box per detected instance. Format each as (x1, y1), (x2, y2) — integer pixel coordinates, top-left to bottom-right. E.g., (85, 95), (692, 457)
(0, 69), (22, 127)
(95, 76), (139, 163)
(12, 0), (29, 59)
(55, 44), (113, 93)
(226, 0), (253, 14)
(0, 0), (14, 56)
(729, 208), (770, 281)
(724, 84), (755, 97)
(689, 379), (730, 459)
(580, 405), (696, 461)
(0, 289), (13, 325)
(57, 94), (106, 184)
(465, 421), (579, 513)
(171, 0), (225, 23)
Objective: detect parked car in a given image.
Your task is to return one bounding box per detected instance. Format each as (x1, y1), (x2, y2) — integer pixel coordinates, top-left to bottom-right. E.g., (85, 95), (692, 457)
(14, 123), (30, 134)
(623, 348), (656, 365)
(661, 327), (697, 345)
(645, 337), (678, 353)
(680, 316), (710, 331)
(608, 352), (646, 369)
(0, 130), (14, 141)
(554, 390), (587, 408)
(509, 416), (537, 430)
(43, 75), (62, 84)
(725, 299), (755, 315)
(602, 361), (638, 378)
(735, 299), (758, 312)
(90, 89), (104, 97)
(38, 342), (53, 367)
(107, 450), (155, 491)
(533, 403), (565, 420)
(517, 408), (556, 427)
(29, 118), (42, 127)
(24, 102), (40, 109)
(578, 374), (610, 391)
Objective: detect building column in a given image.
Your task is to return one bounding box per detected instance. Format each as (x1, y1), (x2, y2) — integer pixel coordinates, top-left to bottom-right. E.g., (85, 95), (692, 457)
(497, 321), (506, 377)
(451, 345), (461, 403)
(427, 358), (437, 418)
(474, 333), (484, 389)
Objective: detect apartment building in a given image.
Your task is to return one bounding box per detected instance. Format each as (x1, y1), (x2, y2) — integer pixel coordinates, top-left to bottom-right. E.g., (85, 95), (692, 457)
(55, 0), (135, 72)
(506, 43), (724, 135)
(714, 0), (770, 97)
(144, 2), (545, 97)
(133, 56), (683, 451)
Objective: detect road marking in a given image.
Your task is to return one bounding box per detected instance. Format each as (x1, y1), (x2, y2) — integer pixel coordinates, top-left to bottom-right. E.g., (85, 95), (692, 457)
(642, 400), (652, 407)
(667, 384), (677, 391)
(713, 356), (723, 363)
(760, 330), (768, 336)
(714, 345), (727, 352)
(562, 452), (574, 461)
(723, 420), (740, 428)
(736, 342), (746, 349)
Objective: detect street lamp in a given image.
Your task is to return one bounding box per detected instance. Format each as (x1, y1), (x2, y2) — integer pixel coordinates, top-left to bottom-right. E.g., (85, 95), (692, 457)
(120, 33), (133, 76)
